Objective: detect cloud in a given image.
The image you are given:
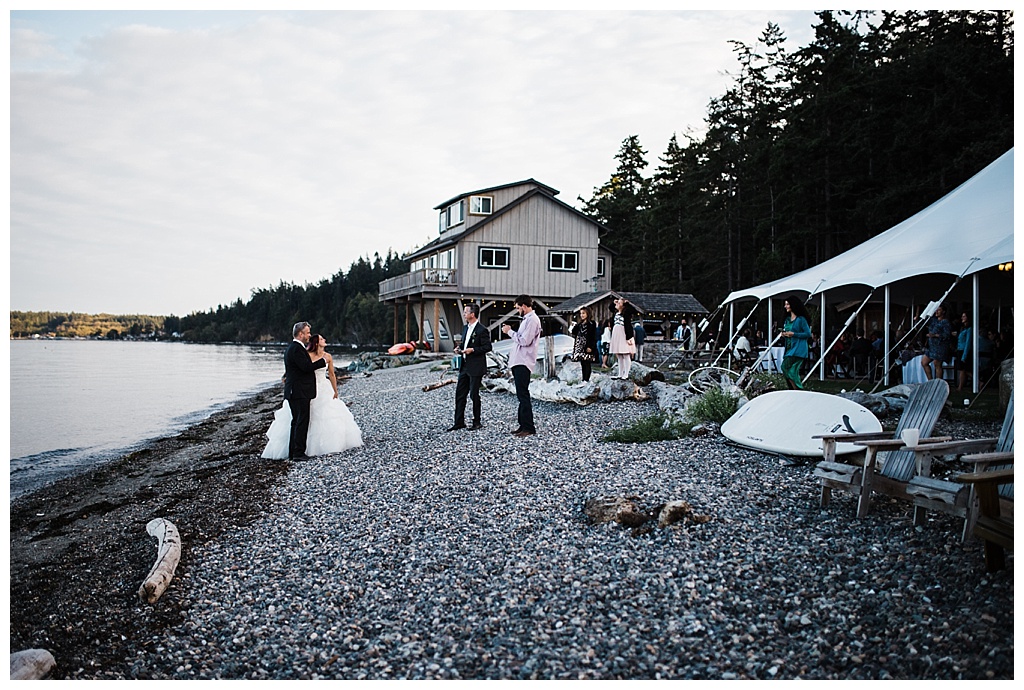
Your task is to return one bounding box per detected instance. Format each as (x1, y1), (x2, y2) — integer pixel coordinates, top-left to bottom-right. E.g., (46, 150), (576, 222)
(10, 10), (816, 315)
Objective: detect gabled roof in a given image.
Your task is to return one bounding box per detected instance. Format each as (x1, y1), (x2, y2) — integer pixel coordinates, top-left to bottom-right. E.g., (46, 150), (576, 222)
(549, 290), (708, 315)
(407, 186), (608, 261)
(433, 178), (559, 210)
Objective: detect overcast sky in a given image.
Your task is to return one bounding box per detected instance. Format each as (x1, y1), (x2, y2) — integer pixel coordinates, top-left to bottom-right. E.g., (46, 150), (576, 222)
(9, 9), (818, 316)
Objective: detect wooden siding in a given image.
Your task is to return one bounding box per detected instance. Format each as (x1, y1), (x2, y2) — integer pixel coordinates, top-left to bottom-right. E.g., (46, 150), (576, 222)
(457, 195), (600, 300)
(464, 182), (544, 230)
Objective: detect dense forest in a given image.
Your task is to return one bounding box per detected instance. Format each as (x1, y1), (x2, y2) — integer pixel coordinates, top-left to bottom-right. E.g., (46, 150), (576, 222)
(582, 10), (1013, 302)
(12, 11), (1013, 345)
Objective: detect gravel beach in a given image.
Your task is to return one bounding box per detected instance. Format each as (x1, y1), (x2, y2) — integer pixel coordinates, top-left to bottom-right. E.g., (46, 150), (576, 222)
(8, 362), (1013, 680)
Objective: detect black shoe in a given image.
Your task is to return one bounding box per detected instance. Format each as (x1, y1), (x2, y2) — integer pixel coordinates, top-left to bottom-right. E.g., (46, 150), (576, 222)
(513, 429), (536, 437)
(469, 422), (484, 430)
(289, 453), (312, 461)
(447, 424), (467, 431)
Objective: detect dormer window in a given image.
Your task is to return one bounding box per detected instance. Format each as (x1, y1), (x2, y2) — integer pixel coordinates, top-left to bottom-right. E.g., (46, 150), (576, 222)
(439, 199), (465, 232)
(469, 195), (493, 215)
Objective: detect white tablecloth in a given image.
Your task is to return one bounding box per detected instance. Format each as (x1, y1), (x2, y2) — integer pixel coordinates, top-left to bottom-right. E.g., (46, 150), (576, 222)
(758, 347), (785, 373)
(903, 354), (954, 384)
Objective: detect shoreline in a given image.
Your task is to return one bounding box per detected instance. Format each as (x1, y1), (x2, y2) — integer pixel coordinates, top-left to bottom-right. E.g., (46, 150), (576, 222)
(9, 383), (291, 677)
(8, 365), (1013, 679)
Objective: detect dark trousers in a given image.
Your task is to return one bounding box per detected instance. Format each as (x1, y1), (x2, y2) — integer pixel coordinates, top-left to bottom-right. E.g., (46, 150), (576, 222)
(511, 365), (535, 432)
(453, 371), (483, 425)
(287, 397), (312, 458)
(580, 360), (592, 382)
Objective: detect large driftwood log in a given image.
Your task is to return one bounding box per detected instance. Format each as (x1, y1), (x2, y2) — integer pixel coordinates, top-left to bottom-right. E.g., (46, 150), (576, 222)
(138, 518), (181, 604)
(10, 649), (56, 679)
(624, 361), (665, 386)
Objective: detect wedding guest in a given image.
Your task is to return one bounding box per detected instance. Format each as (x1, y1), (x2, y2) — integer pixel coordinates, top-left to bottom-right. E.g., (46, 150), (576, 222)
(610, 297), (636, 380)
(448, 303), (492, 431)
(501, 295), (541, 437)
(781, 297), (811, 390)
(921, 305), (952, 380)
(600, 319), (613, 367)
(632, 319), (646, 362)
(569, 306), (599, 382)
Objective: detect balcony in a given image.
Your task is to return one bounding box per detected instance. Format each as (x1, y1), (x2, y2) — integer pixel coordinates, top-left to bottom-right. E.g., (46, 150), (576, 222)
(379, 268), (459, 302)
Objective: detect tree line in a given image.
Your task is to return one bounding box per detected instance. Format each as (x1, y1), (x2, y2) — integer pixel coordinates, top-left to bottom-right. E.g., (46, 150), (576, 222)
(10, 312), (167, 339)
(173, 251), (409, 343)
(581, 10), (1013, 311)
(10, 251), (408, 343)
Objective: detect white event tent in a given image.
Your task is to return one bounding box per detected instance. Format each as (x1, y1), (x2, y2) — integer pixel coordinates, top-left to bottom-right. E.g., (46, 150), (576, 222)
(719, 147), (1013, 391)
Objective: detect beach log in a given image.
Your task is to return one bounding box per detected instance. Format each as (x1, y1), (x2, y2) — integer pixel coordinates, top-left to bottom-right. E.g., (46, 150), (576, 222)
(10, 649), (56, 679)
(138, 518), (181, 604)
(422, 378), (456, 392)
(626, 362), (665, 386)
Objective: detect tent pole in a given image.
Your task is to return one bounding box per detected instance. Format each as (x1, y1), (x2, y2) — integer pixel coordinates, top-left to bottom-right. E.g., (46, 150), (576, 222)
(728, 303), (735, 369)
(711, 299), (761, 367)
(884, 285), (891, 386)
(803, 290), (874, 385)
(694, 301), (725, 349)
(819, 293), (826, 382)
(972, 273), (980, 394)
(871, 277), (962, 393)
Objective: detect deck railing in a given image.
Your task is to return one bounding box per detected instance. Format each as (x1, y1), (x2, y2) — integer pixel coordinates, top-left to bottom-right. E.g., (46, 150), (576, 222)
(379, 268), (458, 300)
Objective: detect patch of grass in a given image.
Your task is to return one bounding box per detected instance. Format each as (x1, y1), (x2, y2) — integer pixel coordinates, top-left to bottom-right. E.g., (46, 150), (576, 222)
(683, 387), (739, 427)
(601, 413), (680, 443)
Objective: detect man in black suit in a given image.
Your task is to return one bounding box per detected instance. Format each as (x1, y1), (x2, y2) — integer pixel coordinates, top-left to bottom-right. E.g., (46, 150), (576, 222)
(284, 321), (326, 460)
(448, 304), (492, 431)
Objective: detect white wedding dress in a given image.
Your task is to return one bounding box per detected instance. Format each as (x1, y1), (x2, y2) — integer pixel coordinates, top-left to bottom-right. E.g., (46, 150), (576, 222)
(261, 369), (363, 459)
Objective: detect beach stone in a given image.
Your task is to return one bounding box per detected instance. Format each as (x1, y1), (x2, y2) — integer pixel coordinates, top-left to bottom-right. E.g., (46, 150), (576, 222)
(656, 500), (693, 527)
(583, 496), (644, 524)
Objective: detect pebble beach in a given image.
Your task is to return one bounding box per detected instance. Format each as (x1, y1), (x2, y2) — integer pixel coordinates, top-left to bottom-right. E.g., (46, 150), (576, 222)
(9, 361), (1014, 680)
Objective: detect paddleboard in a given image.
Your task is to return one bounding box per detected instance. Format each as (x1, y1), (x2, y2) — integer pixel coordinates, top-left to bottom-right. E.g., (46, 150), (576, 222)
(721, 390), (882, 457)
(491, 333), (575, 362)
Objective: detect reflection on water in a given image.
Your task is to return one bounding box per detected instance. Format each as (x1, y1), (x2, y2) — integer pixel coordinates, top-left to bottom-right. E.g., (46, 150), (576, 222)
(8, 340), (349, 498)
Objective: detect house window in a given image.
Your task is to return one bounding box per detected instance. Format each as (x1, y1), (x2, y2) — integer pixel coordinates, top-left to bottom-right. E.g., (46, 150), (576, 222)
(439, 200), (465, 230)
(479, 246), (510, 269)
(597, 257), (606, 276)
(470, 195), (493, 215)
(549, 250), (579, 272)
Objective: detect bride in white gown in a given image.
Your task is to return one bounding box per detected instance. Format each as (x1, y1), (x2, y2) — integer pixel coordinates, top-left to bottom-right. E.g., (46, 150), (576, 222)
(261, 334), (363, 459)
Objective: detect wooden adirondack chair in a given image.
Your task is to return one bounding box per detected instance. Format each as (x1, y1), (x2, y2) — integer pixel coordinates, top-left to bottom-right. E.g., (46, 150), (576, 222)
(905, 391), (1014, 540)
(957, 466), (1014, 571)
(813, 379), (951, 518)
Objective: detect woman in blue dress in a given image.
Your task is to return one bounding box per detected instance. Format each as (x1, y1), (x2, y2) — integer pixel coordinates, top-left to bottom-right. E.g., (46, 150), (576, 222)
(781, 296), (812, 390)
(920, 305), (952, 381)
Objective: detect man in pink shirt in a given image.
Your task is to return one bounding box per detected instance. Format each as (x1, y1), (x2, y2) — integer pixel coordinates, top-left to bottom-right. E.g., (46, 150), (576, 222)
(501, 294), (541, 437)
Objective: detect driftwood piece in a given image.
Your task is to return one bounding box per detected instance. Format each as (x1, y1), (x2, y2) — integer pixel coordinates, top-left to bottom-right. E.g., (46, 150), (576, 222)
(138, 518), (181, 604)
(10, 649), (56, 679)
(624, 361), (665, 386)
(422, 378), (456, 392)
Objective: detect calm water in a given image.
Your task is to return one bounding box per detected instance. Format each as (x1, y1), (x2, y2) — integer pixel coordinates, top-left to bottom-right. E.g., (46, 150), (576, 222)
(8, 340), (349, 499)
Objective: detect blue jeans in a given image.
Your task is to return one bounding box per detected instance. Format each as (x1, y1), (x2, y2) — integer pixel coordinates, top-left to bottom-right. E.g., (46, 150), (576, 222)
(511, 365), (535, 432)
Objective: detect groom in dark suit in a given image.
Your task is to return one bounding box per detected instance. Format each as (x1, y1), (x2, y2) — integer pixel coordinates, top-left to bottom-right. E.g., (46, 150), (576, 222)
(448, 303), (492, 431)
(284, 321), (326, 460)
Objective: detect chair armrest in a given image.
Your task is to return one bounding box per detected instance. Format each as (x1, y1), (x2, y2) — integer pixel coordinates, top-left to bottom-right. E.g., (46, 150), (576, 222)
(855, 436), (952, 450)
(957, 467), (1014, 485)
(960, 451), (1014, 466)
(909, 437), (998, 456)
